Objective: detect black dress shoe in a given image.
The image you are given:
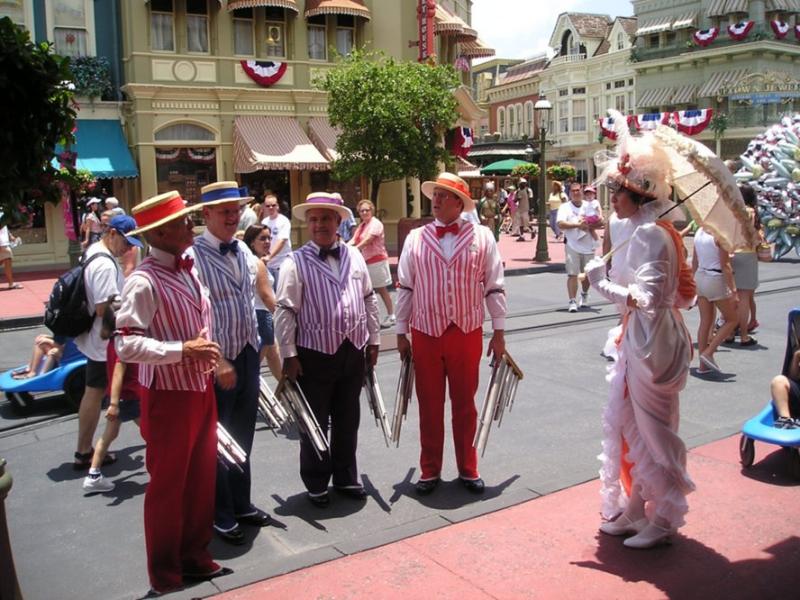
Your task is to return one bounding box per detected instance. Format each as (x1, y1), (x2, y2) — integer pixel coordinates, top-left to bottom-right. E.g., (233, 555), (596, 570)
(213, 524), (245, 545)
(307, 492), (330, 507)
(460, 477), (485, 494)
(237, 507), (273, 527)
(415, 478), (440, 495)
(334, 486), (368, 500)
(183, 566), (234, 583)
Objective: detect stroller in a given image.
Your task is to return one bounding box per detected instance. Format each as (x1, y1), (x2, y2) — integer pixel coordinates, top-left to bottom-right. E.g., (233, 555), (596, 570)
(739, 308), (800, 479)
(0, 339), (87, 412)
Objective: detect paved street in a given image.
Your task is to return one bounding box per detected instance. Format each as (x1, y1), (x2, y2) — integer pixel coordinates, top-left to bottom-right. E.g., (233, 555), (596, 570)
(1, 262), (799, 599)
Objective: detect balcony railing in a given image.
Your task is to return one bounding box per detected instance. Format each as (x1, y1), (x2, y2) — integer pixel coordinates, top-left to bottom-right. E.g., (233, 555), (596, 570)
(550, 53), (586, 66)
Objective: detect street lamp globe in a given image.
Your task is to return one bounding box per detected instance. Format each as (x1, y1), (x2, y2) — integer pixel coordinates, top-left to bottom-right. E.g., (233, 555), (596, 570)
(524, 144), (534, 163)
(534, 96), (552, 133)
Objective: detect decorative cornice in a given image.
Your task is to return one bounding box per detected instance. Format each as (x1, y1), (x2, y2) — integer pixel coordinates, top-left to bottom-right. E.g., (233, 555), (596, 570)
(152, 100), (220, 110)
(233, 103), (295, 112)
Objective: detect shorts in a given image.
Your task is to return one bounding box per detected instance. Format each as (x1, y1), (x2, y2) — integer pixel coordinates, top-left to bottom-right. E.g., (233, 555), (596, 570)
(256, 309), (275, 348)
(565, 245), (594, 277)
(695, 270), (732, 302)
(732, 252), (758, 290)
(367, 259), (392, 288)
(85, 359), (108, 390)
(117, 397), (141, 422)
(0, 246), (11, 262)
(789, 379), (800, 417)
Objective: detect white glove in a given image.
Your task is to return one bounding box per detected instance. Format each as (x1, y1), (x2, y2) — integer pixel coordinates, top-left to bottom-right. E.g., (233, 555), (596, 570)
(596, 278), (630, 306)
(584, 257), (607, 285)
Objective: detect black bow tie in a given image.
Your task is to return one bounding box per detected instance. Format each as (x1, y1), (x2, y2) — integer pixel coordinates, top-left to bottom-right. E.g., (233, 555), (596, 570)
(318, 246), (341, 261)
(219, 241), (239, 255)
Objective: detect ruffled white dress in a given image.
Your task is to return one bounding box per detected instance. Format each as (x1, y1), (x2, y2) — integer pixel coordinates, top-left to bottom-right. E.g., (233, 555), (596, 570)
(598, 202), (695, 529)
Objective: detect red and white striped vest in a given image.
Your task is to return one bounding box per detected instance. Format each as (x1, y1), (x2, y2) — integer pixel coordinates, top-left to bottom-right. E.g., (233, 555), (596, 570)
(132, 258), (212, 392)
(406, 222), (488, 337)
(292, 244), (370, 355)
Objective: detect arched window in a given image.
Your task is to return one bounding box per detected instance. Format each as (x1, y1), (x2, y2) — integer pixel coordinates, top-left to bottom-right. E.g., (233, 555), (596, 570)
(154, 122), (216, 141)
(154, 122), (218, 204)
(516, 104), (523, 138)
(525, 101), (534, 137)
(497, 107), (505, 137)
(617, 32), (625, 50)
(508, 105), (516, 138)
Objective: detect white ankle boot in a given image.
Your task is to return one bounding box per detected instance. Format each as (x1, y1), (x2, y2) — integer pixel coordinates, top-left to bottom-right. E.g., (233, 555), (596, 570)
(599, 514), (648, 536)
(623, 522), (672, 548)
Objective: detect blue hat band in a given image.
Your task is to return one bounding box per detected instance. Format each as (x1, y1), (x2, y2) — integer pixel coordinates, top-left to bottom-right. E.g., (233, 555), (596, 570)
(201, 187), (248, 203)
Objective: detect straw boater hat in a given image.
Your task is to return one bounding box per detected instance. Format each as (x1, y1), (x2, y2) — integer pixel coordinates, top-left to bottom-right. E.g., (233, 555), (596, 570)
(420, 172), (474, 212)
(198, 181), (253, 207)
(130, 190), (201, 235)
(292, 192), (352, 222)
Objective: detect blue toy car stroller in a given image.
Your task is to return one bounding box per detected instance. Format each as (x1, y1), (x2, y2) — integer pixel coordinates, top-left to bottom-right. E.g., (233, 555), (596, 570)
(0, 338), (87, 412)
(739, 308), (800, 479)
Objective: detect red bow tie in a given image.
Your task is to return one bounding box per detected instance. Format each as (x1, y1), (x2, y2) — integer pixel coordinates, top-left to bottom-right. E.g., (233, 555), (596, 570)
(175, 255), (194, 271)
(435, 223), (460, 239)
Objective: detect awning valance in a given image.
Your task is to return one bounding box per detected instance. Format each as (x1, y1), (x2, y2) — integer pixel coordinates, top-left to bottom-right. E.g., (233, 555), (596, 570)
(766, 0), (800, 11)
(636, 16), (672, 36)
(698, 69), (750, 98)
(304, 0), (370, 21)
(726, 0), (749, 13)
(459, 39), (495, 59)
(672, 12), (697, 30)
(233, 116), (328, 173)
(637, 87), (675, 108)
(307, 117), (340, 162)
(434, 5), (477, 40)
(672, 84), (698, 105)
(226, 0), (298, 13)
(706, 0), (727, 17)
(54, 119), (138, 179)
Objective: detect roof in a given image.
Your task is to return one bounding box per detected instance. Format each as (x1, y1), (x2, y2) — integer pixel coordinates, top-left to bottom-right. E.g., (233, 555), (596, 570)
(564, 13), (612, 38)
(496, 56), (548, 86)
(54, 119), (138, 179)
(233, 116), (329, 172)
(617, 17), (638, 36)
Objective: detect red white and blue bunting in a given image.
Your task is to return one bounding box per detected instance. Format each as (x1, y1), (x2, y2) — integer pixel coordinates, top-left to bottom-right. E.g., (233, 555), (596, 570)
(635, 112), (671, 131)
(673, 109), (713, 136)
(450, 126), (474, 158)
(240, 60), (287, 87)
(728, 20), (754, 41)
(771, 20), (790, 39)
(795, 24), (800, 40)
(186, 148), (216, 162)
(598, 115), (635, 140)
(693, 27), (718, 47)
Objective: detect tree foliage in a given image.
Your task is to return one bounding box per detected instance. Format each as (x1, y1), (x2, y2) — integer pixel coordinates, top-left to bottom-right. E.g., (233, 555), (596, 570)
(511, 163), (540, 179)
(547, 164), (577, 181)
(316, 50), (459, 203)
(0, 17), (77, 227)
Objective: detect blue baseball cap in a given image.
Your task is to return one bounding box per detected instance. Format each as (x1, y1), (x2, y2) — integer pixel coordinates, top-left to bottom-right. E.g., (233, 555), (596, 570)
(108, 214), (143, 248)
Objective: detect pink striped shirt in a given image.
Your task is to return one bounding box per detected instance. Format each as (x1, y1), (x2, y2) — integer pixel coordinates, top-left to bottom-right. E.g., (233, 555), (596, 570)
(116, 248), (213, 392)
(396, 220), (506, 337)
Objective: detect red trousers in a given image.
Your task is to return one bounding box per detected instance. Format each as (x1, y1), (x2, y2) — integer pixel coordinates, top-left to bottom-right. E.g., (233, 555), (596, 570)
(412, 325), (482, 480)
(141, 384), (218, 592)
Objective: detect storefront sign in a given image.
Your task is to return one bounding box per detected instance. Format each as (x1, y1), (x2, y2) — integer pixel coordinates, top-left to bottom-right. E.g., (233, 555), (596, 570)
(730, 91), (800, 104)
(418, 0), (436, 62)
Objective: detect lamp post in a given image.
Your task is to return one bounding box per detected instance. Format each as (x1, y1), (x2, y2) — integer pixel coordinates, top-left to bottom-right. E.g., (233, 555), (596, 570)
(533, 96), (552, 262)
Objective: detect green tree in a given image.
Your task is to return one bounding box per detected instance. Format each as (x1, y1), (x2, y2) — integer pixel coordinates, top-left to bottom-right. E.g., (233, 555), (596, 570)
(511, 163), (540, 179)
(316, 50), (459, 204)
(0, 17), (76, 227)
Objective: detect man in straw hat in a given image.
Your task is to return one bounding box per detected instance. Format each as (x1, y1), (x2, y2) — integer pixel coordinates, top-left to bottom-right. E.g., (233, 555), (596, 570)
(275, 192), (380, 507)
(395, 172), (507, 496)
(189, 181), (273, 543)
(115, 191), (231, 595)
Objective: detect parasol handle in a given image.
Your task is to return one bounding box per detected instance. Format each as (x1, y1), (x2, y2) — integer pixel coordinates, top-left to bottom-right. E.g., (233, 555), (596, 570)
(577, 238), (631, 283)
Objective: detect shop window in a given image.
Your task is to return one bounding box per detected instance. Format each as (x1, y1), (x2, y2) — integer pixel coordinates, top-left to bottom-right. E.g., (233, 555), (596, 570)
(572, 98), (586, 132)
(14, 194), (48, 245)
(156, 147), (217, 205)
(53, 0), (88, 57)
(336, 15), (354, 56)
(265, 8), (286, 58)
(308, 15), (326, 61)
(615, 94), (626, 112)
(150, 0), (175, 52)
(186, 0), (209, 54)
(233, 7), (254, 56)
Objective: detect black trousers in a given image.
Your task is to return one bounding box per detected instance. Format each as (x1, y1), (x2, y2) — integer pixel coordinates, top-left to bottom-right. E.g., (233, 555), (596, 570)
(214, 345), (260, 530)
(297, 340), (365, 494)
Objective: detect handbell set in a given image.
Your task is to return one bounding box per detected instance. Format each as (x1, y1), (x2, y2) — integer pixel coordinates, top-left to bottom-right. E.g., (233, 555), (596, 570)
(275, 376), (330, 461)
(258, 376), (290, 433)
(364, 368), (392, 446)
(217, 422), (247, 474)
(473, 351), (524, 456)
(390, 356), (415, 447)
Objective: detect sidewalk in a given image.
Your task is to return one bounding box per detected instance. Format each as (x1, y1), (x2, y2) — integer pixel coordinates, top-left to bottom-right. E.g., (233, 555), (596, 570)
(0, 229), (566, 327)
(214, 434), (799, 600)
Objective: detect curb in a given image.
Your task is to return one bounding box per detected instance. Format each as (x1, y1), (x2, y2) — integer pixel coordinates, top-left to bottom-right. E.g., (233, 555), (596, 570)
(0, 316), (44, 332)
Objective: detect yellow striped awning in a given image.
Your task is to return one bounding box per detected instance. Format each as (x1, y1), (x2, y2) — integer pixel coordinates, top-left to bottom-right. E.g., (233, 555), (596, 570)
(636, 16), (672, 36)
(304, 0), (370, 21)
(226, 0), (298, 12)
(726, 0), (749, 13)
(307, 117), (340, 162)
(766, 0), (800, 10)
(233, 116), (329, 173)
(672, 84), (698, 105)
(672, 12), (697, 30)
(698, 69), (750, 98)
(706, 0), (728, 16)
(459, 39), (495, 59)
(435, 5), (464, 33)
(637, 87), (675, 108)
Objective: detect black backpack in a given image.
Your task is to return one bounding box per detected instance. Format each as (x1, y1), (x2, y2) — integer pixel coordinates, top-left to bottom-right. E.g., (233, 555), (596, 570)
(44, 252), (117, 337)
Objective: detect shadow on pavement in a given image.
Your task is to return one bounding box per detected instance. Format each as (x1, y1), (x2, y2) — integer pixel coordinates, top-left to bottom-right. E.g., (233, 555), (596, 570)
(46, 443), (146, 482)
(740, 446), (800, 487)
(389, 470), (521, 510)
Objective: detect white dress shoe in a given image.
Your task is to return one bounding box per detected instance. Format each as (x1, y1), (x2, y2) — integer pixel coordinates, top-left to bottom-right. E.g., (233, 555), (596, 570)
(623, 522), (672, 549)
(599, 514), (648, 536)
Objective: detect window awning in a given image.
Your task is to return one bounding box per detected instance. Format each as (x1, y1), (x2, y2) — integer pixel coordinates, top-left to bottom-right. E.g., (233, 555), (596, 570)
(698, 69), (750, 98)
(726, 0), (749, 13)
(765, 0), (800, 11)
(304, 0), (370, 21)
(706, 0), (727, 17)
(307, 117), (340, 162)
(226, 0), (299, 13)
(459, 39), (495, 59)
(233, 116), (329, 173)
(54, 119), (138, 179)
(672, 12), (697, 30)
(637, 87), (675, 108)
(636, 16), (672, 36)
(434, 5), (477, 40)
(672, 84), (698, 105)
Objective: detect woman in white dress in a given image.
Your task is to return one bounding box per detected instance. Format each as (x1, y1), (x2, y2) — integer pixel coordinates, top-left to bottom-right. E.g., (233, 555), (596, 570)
(584, 131), (696, 549)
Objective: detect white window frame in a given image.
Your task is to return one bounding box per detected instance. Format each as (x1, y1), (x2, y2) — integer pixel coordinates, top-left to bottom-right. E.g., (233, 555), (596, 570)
(509, 104), (517, 138)
(572, 98), (586, 132)
(149, 0), (176, 53)
(524, 101), (534, 138)
(615, 94), (626, 113)
(186, 0), (210, 55)
(558, 99), (569, 134)
(616, 32), (624, 50)
(497, 107), (505, 137)
(46, 0), (95, 57)
(232, 9), (255, 57)
(1, 0), (34, 31)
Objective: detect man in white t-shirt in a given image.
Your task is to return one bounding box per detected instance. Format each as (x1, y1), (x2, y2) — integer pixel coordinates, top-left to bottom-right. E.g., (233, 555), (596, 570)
(73, 215), (142, 469)
(557, 183), (603, 312)
(261, 194), (292, 287)
(0, 217), (22, 289)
